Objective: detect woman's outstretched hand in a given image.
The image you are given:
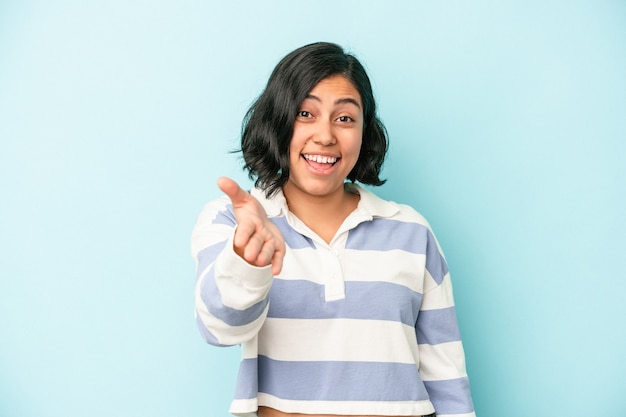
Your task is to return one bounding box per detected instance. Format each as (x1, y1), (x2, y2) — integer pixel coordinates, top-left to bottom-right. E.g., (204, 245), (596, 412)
(217, 177), (286, 276)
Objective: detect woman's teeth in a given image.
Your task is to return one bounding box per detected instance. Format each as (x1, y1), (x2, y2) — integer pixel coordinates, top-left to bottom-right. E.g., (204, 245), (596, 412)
(304, 154), (337, 164)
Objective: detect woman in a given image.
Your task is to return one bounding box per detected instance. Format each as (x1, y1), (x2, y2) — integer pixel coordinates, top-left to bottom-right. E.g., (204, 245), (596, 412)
(192, 42), (475, 417)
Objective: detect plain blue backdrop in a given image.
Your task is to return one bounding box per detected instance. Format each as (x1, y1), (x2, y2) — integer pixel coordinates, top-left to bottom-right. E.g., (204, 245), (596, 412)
(1, 1), (625, 416)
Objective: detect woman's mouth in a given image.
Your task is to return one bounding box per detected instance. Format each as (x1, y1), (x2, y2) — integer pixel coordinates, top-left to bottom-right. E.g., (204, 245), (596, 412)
(302, 153), (339, 173)
(303, 154), (338, 164)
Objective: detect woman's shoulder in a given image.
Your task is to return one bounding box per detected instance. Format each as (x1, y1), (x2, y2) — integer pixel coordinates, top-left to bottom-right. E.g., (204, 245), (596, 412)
(197, 194), (233, 218)
(393, 201), (431, 226)
(353, 184), (432, 228)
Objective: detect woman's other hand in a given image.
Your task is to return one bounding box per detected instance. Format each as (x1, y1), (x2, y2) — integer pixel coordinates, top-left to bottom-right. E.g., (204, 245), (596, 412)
(217, 177), (286, 275)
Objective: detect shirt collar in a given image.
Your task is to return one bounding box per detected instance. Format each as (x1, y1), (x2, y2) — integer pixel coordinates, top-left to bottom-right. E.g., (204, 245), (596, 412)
(346, 183), (400, 219)
(250, 183), (399, 219)
(249, 186), (287, 217)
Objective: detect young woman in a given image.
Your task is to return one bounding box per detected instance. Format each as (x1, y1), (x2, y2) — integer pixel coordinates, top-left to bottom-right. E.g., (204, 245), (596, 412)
(192, 42), (475, 417)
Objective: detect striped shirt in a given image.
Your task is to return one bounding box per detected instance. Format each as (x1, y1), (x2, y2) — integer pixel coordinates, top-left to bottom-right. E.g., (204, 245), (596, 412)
(192, 184), (475, 417)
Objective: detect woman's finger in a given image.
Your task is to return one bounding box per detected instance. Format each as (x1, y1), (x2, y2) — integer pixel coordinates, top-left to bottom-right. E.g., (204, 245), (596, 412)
(217, 177), (250, 208)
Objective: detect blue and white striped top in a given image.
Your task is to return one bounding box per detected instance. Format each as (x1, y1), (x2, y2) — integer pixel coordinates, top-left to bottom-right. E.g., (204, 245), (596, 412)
(192, 184), (475, 417)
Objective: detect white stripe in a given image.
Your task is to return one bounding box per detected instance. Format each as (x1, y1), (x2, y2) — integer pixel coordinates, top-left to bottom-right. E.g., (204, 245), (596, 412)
(258, 318), (419, 364)
(194, 278), (268, 346)
(278, 246), (332, 285)
(258, 393), (434, 416)
(214, 243), (273, 310)
(438, 413), (476, 417)
(241, 336), (258, 360)
(343, 249), (426, 291)
(421, 274), (456, 310)
(418, 340), (468, 381)
(192, 221), (232, 255)
(279, 246), (347, 300)
(191, 196), (232, 258)
(229, 398), (257, 417)
(280, 247), (427, 293)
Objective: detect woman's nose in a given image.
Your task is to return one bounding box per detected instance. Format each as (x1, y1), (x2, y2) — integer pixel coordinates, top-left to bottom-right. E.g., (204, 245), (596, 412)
(312, 120), (335, 145)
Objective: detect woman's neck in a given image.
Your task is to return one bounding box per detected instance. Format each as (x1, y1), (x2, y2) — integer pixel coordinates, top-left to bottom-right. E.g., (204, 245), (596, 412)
(282, 183), (360, 244)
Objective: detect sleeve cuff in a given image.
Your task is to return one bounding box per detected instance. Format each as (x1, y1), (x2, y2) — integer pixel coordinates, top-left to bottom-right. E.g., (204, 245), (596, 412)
(213, 233), (274, 309)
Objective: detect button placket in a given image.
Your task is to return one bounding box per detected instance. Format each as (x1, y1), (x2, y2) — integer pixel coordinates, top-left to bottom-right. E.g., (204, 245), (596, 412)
(324, 236), (346, 301)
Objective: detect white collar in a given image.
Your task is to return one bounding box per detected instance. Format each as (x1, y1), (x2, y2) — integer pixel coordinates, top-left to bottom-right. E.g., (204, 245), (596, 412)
(250, 183), (400, 220)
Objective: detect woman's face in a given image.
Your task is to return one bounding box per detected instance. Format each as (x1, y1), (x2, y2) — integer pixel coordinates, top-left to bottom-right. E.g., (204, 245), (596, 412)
(284, 75), (363, 201)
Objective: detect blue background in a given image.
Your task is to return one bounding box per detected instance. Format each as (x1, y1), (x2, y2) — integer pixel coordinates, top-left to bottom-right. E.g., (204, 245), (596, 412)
(1, 1), (625, 416)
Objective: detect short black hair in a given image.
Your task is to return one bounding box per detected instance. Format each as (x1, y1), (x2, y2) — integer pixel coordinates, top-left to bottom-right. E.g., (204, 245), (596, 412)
(241, 42), (388, 197)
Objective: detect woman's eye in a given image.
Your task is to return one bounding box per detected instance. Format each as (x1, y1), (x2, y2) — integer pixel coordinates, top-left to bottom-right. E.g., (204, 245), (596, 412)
(337, 115), (353, 122)
(297, 110), (312, 118)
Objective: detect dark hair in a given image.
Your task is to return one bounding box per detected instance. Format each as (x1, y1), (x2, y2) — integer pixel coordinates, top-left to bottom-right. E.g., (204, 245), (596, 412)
(241, 42), (388, 197)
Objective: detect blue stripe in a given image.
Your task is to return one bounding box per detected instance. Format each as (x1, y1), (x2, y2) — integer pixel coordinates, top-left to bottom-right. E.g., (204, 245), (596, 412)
(212, 205), (236, 226)
(195, 240), (227, 280)
(200, 266), (268, 326)
(270, 217), (316, 249)
(213, 208), (316, 250)
(194, 314), (227, 347)
(346, 218), (429, 253)
(234, 358), (258, 399)
(345, 219), (448, 284)
(268, 279), (422, 326)
(424, 377), (474, 414)
(425, 229), (448, 284)
(416, 307), (461, 345)
(256, 355), (429, 401)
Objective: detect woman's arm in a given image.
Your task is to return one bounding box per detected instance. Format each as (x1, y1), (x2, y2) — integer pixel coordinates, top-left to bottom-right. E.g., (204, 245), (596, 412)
(191, 178), (285, 346)
(417, 228), (475, 417)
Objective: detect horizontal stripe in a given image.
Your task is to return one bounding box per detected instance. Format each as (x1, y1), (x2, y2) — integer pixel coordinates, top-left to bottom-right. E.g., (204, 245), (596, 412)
(416, 306), (461, 345)
(195, 239), (227, 280)
(191, 198), (233, 259)
(195, 292), (268, 346)
(268, 279), (421, 326)
(229, 398), (258, 415)
(342, 250), (425, 292)
(257, 355), (429, 401)
(200, 266), (268, 326)
(425, 229), (448, 284)
(194, 314), (227, 347)
(212, 205), (236, 226)
(257, 393), (434, 416)
(279, 247), (426, 292)
(279, 247), (336, 285)
(270, 216), (315, 249)
(346, 218), (430, 253)
(258, 318), (418, 364)
(418, 341), (468, 381)
(234, 358), (258, 400)
(421, 274), (455, 309)
(241, 335), (259, 360)
(345, 218), (448, 284)
(423, 377), (474, 414)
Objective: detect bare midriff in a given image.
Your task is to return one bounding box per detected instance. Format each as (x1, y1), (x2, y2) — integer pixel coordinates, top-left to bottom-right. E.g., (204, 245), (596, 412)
(257, 406), (422, 417)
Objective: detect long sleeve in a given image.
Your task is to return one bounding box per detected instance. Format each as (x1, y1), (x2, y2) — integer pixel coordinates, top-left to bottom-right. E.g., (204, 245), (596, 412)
(191, 196), (274, 346)
(416, 227), (476, 417)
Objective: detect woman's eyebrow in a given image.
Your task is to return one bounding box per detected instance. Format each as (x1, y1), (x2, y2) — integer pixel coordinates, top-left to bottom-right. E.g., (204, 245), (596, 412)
(304, 94), (362, 109)
(335, 97), (361, 109)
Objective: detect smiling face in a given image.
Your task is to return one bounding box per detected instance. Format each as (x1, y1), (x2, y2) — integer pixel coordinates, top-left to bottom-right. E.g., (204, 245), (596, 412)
(282, 75), (364, 204)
